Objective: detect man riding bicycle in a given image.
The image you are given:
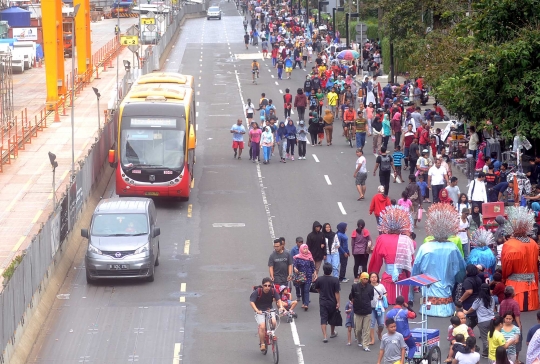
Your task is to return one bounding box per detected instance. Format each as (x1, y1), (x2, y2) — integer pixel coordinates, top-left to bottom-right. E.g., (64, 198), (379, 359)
(342, 104), (356, 141)
(252, 60), (260, 83)
(250, 277), (285, 352)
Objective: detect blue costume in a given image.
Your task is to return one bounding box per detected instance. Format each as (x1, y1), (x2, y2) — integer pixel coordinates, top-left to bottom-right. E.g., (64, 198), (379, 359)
(467, 246), (496, 281)
(412, 241), (466, 317)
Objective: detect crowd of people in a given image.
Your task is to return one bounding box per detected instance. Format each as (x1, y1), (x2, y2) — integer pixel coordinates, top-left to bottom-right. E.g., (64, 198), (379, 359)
(236, 1), (540, 363)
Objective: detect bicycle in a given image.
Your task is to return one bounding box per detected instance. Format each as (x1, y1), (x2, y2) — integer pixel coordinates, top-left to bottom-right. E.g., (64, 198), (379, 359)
(261, 309), (280, 363)
(345, 123), (354, 148)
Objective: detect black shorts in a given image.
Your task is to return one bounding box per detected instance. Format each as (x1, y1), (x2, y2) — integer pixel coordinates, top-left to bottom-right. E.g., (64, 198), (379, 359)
(302, 55), (307, 60)
(247, 112), (254, 118)
(320, 304), (337, 325)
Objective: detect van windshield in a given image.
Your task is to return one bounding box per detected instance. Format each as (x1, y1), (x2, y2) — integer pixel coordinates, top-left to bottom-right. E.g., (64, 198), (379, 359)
(91, 214), (149, 236)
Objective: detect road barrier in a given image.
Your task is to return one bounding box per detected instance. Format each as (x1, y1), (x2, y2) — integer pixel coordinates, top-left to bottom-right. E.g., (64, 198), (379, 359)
(0, 3), (205, 362)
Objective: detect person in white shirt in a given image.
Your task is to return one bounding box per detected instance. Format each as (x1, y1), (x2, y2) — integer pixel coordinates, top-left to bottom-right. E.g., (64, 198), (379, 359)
(245, 99), (255, 123)
(428, 159), (449, 203)
(467, 172), (488, 213)
(452, 336), (480, 364)
(354, 148), (368, 201)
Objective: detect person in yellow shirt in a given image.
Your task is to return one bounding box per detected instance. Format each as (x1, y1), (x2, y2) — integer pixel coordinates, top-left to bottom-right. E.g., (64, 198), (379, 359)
(488, 316), (515, 361)
(327, 87), (338, 115)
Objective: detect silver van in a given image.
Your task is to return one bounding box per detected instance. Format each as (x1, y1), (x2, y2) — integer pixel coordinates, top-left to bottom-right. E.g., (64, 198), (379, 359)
(81, 197), (160, 283)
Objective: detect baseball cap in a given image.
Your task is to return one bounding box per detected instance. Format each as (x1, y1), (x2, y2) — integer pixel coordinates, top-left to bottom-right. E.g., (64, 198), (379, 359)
(422, 149), (429, 154)
(360, 272), (369, 280)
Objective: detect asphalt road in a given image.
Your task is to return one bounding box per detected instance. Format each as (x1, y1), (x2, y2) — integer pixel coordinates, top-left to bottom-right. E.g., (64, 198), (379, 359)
(25, 2), (540, 364)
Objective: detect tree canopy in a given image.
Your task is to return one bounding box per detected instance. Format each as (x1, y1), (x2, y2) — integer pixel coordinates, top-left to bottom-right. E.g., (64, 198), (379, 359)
(381, 0), (540, 138)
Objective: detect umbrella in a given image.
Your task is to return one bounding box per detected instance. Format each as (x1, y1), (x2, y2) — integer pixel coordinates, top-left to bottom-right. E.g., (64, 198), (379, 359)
(336, 49), (360, 60)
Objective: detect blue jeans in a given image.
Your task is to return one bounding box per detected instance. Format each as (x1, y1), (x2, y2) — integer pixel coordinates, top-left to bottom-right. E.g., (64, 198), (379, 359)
(277, 68), (283, 79)
(462, 243), (470, 260)
(263, 146), (271, 161)
(370, 308), (384, 328)
(298, 283), (310, 306)
(272, 57), (276, 66)
(356, 132), (366, 148)
(325, 254), (339, 277)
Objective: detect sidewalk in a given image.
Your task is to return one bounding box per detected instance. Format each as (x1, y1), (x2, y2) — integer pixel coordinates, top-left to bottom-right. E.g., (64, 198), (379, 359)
(0, 21), (138, 274)
(12, 17), (139, 117)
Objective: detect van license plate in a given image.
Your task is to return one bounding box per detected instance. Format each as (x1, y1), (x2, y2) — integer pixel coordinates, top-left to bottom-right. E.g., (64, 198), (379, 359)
(109, 264), (129, 270)
(145, 192), (159, 196)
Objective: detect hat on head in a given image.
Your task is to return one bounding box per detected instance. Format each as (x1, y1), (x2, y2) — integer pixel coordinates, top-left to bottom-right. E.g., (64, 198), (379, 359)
(360, 272), (369, 280)
(279, 285), (289, 293)
(422, 149), (429, 154)
(299, 120), (305, 125)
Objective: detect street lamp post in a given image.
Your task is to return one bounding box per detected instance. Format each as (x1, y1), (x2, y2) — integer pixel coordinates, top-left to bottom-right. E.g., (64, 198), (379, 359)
(332, 7), (344, 37)
(318, 1), (329, 27)
(92, 87), (101, 131)
(345, 12), (359, 49)
(71, 4), (80, 180)
(48, 152), (58, 209)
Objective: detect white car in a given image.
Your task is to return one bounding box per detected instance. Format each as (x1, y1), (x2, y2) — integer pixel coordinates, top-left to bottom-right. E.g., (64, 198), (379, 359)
(207, 6), (221, 20)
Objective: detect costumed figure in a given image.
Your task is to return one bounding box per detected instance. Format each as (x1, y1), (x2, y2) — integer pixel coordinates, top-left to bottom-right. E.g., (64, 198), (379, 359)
(424, 235), (464, 257)
(466, 228), (497, 281)
(412, 203), (466, 317)
(501, 206), (539, 312)
(368, 206), (415, 305)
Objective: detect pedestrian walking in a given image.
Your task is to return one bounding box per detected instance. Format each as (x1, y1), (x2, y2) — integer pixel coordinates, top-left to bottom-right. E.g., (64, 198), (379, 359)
(322, 109), (334, 145)
(314, 263), (341, 343)
(283, 88), (292, 118)
(293, 244), (317, 311)
(372, 113), (383, 155)
(369, 186), (391, 232)
(276, 56), (284, 80)
(355, 108), (369, 148)
(285, 118), (297, 160)
(276, 121), (287, 163)
(306, 221), (326, 275)
(297, 120), (308, 159)
(354, 148), (367, 200)
(294, 88), (308, 122)
(351, 272), (374, 351)
(268, 238), (292, 287)
(248, 122), (262, 163)
(323, 223), (340, 278)
(337, 222), (350, 283)
(308, 112), (319, 146)
(245, 98), (255, 124)
(261, 126), (274, 164)
(376, 318), (407, 364)
(350, 219), (372, 283)
(230, 119), (246, 160)
(373, 147), (396, 196)
(416, 149), (432, 202)
(428, 157), (449, 203)
(370, 273), (387, 345)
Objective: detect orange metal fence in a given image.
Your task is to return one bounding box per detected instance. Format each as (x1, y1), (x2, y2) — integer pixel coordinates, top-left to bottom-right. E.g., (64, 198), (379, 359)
(0, 31), (130, 171)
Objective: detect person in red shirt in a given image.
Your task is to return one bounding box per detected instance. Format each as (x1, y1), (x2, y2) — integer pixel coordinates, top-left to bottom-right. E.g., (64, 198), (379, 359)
(418, 124), (431, 151)
(490, 272), (505, 305)
(434, 102), (444, 118)
(342, 105), (356, 138)
(369, 185), (392, 230)
(271, 46), (279, 67)
(283, 88), (293, 118)
(417, 77), (424, 90)
(390, 111), (402, 149)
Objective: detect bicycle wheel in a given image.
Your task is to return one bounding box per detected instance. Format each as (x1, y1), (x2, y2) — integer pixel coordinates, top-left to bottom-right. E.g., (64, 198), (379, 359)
(348, 132), (353, 148)
(272, 336), (279, 364)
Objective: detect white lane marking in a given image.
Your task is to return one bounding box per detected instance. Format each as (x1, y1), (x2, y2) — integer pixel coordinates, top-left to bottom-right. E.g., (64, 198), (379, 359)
(197, 91), (200, 95)
(312, 154), (319, 162)
(212, 223), (246, 227)
(291, 110), (294, 114)
(271, 75), (274, 78)
(290, 320), (305, 363)
(173, 343), (181, 364)
(337, 202), (347, 215)
(324, 175), (332, 185)
(306, 139), (310, 145)
(196, 101), (199, 106)
(279, 89), (283, 94)
(211, 103), (230, 105)
(183, 240), (190, 255)
(275, 81), (279, 85)
(196, 111), (199, 117)
(196, 124), (198, 131)
(234, 70), (248, 123)
(267, 69), (271, 72)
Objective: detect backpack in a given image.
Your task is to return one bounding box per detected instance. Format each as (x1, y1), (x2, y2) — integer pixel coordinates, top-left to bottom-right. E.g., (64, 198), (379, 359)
(380, 154), (392, 172)
(310, 97), (317, 108)
(252, 285), (276, 300)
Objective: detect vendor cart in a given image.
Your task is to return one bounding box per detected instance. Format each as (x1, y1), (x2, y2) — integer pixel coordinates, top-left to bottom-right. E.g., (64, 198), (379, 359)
(396, 274), (442, 364)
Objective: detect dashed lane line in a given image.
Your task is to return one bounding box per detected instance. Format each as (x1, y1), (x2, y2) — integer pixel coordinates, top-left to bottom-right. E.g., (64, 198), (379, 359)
(173, 343), (181, 364)
(312, 154), (319, 162)
(324, 175), (332, 185)
(337, 202), (347, 215)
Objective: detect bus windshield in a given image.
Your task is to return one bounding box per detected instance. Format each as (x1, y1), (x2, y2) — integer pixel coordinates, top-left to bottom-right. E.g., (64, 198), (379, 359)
(120, 122), (185, 170)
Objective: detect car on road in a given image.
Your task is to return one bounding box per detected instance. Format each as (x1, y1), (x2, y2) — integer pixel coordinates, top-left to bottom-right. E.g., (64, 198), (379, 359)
(81, 197), (161, 283)
(206, 6), (221, 20)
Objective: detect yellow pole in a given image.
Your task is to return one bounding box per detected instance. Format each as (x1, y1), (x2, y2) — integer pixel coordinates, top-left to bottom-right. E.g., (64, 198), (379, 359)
(42, 0), (62, 109)
(57, 2), (66, 96)
(75, 0), (91, 81)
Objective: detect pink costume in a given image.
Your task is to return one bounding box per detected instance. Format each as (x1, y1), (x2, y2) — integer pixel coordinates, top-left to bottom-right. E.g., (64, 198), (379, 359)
(368, 234), (415, 305)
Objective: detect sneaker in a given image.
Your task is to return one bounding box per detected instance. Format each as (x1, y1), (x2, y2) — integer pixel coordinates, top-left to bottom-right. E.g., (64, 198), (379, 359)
(363, 347), (370, 352)
(291, 156), (294, 161)
(286, 153), (290, 159)
(341, 278), (349, 283)
(260, 343), (266, 352)
(330, 332), (338, 338)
